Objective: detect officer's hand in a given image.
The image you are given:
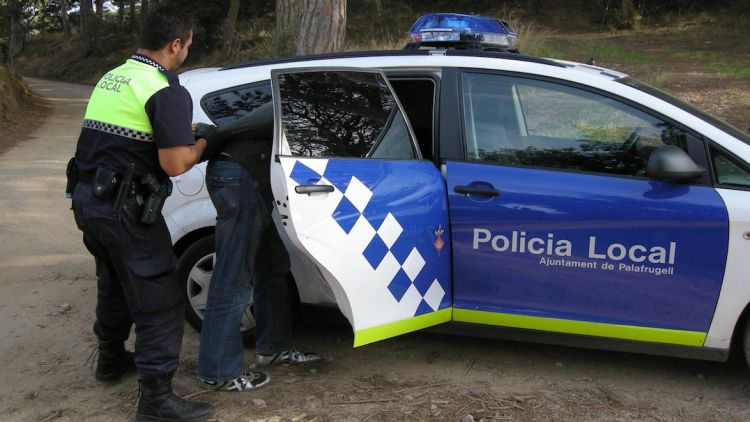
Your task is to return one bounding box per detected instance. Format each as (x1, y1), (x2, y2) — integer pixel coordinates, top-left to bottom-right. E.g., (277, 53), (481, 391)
(194, 122), (219, 144)
(194, 123), (224, 162)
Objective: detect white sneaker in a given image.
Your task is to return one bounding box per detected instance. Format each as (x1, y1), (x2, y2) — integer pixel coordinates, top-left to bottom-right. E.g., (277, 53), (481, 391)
(199, 371), (270, 392)
(255, 349), (322, 367)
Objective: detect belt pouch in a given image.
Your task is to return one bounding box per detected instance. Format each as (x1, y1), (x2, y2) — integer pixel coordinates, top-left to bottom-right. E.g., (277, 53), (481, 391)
(93, 167), (118, 198)
(65, 158), (78, 199)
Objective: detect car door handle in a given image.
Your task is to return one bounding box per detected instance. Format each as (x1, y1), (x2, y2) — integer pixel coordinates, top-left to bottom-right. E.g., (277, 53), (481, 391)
(454, 185), (500, 196)
(295, 184), (335, 194)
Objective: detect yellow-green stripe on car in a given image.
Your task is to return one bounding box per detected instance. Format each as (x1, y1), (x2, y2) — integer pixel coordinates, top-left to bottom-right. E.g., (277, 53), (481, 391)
(353, 308), (453, 347)
(453, 309), (706, 347)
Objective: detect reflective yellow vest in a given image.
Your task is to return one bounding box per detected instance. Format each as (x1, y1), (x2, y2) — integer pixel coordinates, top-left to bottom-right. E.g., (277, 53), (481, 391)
(84, 58), (170, 138)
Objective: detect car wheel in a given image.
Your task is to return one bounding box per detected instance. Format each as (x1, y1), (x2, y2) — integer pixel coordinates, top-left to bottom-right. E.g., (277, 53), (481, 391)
(176, 234), (256, 341)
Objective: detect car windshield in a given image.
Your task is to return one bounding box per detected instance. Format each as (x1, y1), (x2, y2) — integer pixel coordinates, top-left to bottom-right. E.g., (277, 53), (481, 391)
(410, 14), (504, 33)
(618, 77), (750, 145)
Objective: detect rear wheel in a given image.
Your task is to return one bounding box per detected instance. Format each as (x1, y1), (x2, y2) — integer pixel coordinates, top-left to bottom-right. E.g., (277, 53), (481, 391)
(176, 234), (256, 341)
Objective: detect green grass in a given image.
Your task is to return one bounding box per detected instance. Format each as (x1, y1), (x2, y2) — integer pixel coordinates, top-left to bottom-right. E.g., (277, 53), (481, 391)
(672, 50), (732, 61)
(584, 44), (664, 65)
(647, 71), (674, 88)
(708, 64), (750, 79)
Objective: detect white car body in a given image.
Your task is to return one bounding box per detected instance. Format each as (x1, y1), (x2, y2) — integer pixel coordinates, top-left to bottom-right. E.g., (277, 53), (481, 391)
(165, 50), (750, 360)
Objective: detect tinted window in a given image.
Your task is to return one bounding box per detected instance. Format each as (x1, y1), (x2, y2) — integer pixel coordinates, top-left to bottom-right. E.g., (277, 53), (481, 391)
(278, 71), (415, 159)
(619, 77), (750, 146)
(390, 79), (435, 159)
(462, 72), (691, 177)
(711, 147), (750, 188)
(201, 83), (272, 126)
(369, 110), (413, 159)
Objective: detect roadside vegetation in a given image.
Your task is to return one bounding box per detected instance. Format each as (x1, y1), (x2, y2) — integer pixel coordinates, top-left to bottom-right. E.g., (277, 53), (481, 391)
(1, 0), (749, 129)
(0, 63), (46, 153)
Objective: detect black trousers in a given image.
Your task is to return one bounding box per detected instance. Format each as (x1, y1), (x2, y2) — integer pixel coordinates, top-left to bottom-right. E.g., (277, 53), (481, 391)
(73, 183), (184, 375)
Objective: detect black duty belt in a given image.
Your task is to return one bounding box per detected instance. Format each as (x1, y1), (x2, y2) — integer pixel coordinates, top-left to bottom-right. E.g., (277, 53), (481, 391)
(77, 169), (145, 197)
(76, 170), (96, 185)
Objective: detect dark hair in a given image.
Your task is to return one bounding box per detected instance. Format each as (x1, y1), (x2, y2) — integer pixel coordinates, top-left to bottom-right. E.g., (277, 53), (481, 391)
(139, 6), (194, 50)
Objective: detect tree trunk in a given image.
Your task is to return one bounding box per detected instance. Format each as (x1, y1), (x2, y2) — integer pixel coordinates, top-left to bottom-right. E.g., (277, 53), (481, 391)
(277, 0), (301, 38)
(8, 3), (21, 66)
(140, 0), (150, 28)
(275, 0), (302, 55)
(222, 0), (241, 57)
(129, 0), (137, 32)
(114, 0), (125, 29)
(61, 0), (71, 39)
(39, 1), (47, 34)
(95, 0), (104, 19)
(81, 0), (95, 28)
(619, 0), (637, 28)
(80, 0), (96, 54)
(296, 0), (346, 55)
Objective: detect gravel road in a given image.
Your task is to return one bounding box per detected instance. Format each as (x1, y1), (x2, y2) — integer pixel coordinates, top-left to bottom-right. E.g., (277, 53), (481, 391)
(0, 78), (748, 422)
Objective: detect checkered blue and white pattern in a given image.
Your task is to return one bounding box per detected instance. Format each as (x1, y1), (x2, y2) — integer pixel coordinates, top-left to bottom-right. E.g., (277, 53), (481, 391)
(131, 54), (166, 72)
(83, 119), (154, 142)
(283, 157), (450, 326)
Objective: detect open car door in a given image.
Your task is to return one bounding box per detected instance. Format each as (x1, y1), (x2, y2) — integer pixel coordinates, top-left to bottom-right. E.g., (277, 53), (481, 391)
(270, 68), (452, 346)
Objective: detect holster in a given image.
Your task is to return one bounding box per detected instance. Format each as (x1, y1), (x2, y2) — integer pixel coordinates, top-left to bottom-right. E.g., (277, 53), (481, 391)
(140, 175), (173, 225)
(65, 157), (78, 199)
(93, 167), (119, 198)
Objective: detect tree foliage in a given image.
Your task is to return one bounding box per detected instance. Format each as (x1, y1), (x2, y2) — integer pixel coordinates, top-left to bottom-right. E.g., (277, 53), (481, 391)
(1, 0), (745, 66)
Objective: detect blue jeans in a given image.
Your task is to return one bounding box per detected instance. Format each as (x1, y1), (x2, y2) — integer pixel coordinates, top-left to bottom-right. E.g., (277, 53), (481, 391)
(197, 159), (291, 382)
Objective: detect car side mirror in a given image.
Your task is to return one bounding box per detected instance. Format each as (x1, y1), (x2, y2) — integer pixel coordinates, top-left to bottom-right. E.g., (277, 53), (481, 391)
(646, 145), (705, 182)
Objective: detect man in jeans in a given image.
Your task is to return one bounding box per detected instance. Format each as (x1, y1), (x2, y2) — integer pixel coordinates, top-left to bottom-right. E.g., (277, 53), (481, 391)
(197, 101), (321, 392)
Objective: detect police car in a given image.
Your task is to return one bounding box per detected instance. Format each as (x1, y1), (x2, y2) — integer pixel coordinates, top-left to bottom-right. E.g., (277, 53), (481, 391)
(164, 49), (750, 367)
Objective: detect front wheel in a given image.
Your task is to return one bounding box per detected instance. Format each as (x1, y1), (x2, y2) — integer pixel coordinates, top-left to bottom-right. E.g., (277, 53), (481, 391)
(176, 234), (256, 341)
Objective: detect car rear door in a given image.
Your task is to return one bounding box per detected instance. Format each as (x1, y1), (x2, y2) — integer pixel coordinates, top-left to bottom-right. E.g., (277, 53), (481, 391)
(270, 68), (452, 347)
(447, 70), (728, 346)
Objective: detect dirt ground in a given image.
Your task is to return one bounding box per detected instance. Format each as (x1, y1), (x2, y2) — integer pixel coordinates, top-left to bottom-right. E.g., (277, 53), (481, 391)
(0, 69), (749, 422)
(545, 26), (750, 131)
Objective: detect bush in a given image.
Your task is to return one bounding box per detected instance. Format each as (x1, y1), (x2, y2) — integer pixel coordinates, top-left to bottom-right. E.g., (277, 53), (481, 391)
(0, 64), (31, 122)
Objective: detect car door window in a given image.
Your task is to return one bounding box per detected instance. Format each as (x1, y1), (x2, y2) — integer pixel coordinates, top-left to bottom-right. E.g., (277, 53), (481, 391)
(201, 82), (272, 126)
(461, 72), (692, 177)
(711, 147), (750, 188)
(278, 71), (416, 159)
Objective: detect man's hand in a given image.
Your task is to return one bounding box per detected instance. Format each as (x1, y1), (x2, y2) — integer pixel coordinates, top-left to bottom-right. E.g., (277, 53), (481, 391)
(194, 123), (224, 161)
(157, 123), (216, 177)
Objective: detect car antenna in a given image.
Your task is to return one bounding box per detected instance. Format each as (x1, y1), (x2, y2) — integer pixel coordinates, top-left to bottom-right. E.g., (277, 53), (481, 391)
(587, 0), (612, 66)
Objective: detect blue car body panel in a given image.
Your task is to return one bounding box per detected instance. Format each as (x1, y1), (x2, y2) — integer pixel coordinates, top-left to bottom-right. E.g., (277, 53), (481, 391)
(447, 161), (729, 333)
(288, 158), (453, 317)
(280, 156), (453, 346)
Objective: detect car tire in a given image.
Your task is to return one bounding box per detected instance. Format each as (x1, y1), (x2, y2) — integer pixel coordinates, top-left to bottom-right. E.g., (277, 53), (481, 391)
(744, 317), (750, 368)
(176, 234), (256, 342)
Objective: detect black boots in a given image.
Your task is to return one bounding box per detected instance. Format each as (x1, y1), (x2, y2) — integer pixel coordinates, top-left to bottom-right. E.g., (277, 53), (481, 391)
(96, 341), (137, 382)
(96, 344), (214, 421)
(136, 372), (214, 422)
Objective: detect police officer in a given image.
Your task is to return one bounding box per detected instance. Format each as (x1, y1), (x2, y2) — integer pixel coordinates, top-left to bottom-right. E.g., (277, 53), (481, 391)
(70, 6), (220, 422)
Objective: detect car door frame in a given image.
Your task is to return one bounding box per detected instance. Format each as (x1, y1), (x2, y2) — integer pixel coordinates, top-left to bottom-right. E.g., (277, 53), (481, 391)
(269, 66), (454, 346)
(438, 66), (733, 353)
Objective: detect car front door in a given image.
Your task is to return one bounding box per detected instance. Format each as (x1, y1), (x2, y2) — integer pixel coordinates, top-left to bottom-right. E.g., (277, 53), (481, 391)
(270, 68), (452, 347)
(448, 71), (729, 347)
